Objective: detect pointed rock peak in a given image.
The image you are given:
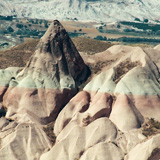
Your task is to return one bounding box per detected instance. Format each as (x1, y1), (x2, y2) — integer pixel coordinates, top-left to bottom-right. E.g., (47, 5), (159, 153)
(17, 20), (90, 89)
(36, 19), (82, 65)
(41, 20), (66, 45)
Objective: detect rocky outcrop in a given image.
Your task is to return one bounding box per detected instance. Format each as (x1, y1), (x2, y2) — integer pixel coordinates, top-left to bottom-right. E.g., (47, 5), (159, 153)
(110, 94), (144, 131)
(0, 20), (90, 160)
(54, 68), (114, 136)
(41, 118), (123, 160)
(17, 20), (88, 88)
(0, 120), (51, 160)
(1, 21), (160, 160)
(2, 20), (89, 124)
(50, 44), (160, 160)
(125, 134), (160, 160)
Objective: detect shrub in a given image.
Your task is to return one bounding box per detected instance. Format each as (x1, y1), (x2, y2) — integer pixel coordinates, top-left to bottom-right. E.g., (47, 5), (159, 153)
(144, 19), (149, 23)
(7, 26), (14, 32)
(35, 19), (38, 24)
(120, 21), (160, 32)
(0, 30), (8, 34)
(29, 19), (34, 24)
(123, 28), (135, 32)
(68, 32), (86, 37)
(94, 35), (107, 41)
(39, 19), (43, 24)
(0, 15), (13, 21)
(44, 22), (48, 28)
(108, 37), (160, 43)
(117, 24), (121, 28)
(43, 122), (56, 145)
(142, 118), (160, 137)
(16, 29), (23, 35)
(99, 26), (103, 30)
(135, 18), (141, 22)
(16, 23), (23, 29)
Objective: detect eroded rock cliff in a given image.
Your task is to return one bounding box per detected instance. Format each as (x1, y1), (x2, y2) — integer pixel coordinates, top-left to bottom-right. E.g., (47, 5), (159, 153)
(0, 20), (160, 160)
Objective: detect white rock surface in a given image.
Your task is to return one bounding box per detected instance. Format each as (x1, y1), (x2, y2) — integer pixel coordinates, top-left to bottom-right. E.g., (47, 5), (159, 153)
(43, 44), (160, 160)
(0, 122), (51, 160)
(41, 118), (119, 160)
(80, 142), (123, 160)
(54, 90), (113, 136)
(110, 94), (144, 132)
(125, 134), (160, 160)
(0, 0), (160, 23)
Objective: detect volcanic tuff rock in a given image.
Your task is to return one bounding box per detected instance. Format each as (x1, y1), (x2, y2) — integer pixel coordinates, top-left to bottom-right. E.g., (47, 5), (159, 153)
(17, 20), (88, 89)
(41, 118), (123, 160)
(2, 20), (89, 124)
(1, 20), (160, 160)
(49, 45), (160, 160)
(0, 122), (52, 160)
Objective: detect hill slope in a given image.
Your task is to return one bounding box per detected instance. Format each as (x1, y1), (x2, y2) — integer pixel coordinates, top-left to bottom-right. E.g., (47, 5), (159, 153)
(1, 0), (160, 23)
(0, 38), (112, 69)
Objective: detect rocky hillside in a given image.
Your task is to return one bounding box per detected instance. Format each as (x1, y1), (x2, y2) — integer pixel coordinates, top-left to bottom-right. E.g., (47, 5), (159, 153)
(0, 37), (112, 69)
(1, 0), (160, 23)
(0, 20), (160, 160)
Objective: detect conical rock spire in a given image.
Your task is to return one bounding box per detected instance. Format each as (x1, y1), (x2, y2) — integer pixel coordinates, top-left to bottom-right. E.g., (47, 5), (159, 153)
(3, 20), (89, 124)
(17, 20), (89, 89)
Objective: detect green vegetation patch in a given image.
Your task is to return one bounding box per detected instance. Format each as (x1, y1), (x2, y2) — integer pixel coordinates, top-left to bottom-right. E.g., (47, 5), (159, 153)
(68, 32), (86, 38)
(108, 37), (160, 44)
(0, 17), (50, 42)
(43, 121), (56, 145)
(120, 21), (160, 32)
(0, 15), (13, 21)
(142, 118), (160, 137)
(94, 35), (107, 41)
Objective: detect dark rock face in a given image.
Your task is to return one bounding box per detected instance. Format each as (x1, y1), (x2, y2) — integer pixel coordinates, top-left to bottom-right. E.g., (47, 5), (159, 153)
(148, 148), (160, 160)
(39, 20), (85, 81)
(18, 20), (89, 89)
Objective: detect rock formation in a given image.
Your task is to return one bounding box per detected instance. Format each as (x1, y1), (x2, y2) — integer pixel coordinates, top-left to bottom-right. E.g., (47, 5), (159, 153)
(1, 20), (160, 160)
(2, 20), (89, 124)
(51, 45), (160, 160)
(0, 122), (52, 160)
(41, 118), (122, 160)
